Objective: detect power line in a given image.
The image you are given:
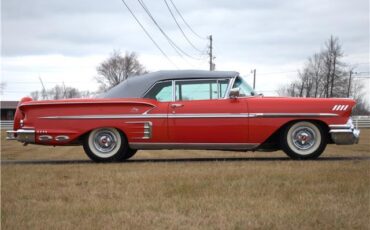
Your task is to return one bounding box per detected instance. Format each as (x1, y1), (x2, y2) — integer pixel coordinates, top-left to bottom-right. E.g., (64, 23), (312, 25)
(119, 0), (178, 68)
(257, 70), (299, 76)
(137, 0), (187, 60)
(163, 0), (205, 53)
(168, 0), (206, 40)
(137, 0), (201, 60)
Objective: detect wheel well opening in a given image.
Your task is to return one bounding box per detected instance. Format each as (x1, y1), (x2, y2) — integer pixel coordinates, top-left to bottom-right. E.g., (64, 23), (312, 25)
(259, 119), (331, 150)
(78, 127), (129, 144)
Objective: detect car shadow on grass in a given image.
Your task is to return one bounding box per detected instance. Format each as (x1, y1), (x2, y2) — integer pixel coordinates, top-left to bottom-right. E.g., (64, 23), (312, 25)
(1, 156), (370, 165)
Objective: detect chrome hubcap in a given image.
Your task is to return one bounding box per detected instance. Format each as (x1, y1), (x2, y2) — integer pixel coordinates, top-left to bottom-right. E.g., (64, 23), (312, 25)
(93, 130), (117, 153)
(292, 127), (316, 150)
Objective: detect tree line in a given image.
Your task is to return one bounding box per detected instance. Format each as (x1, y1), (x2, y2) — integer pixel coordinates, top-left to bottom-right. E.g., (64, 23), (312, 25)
(277, 36), (369, 115)
(30, 85), (93, 101)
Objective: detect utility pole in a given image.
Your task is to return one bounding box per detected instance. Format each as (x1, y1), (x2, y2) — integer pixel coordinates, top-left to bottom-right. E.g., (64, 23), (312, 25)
(347, 70), (356, 98)
(38, 76), (47, 99)
(252, 69), (256, 89)
(208, 35), (214, 71)
(62, 82), (67, 99)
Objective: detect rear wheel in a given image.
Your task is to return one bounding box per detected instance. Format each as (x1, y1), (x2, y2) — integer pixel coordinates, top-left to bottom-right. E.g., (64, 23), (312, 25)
(280, 121), (327, 159)
(83, 128), (136, 162)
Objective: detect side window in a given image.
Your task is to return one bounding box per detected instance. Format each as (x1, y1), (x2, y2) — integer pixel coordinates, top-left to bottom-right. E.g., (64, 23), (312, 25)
(175, 80), (218, 101)
(218, 79), (230, 98)
(144, 81), (172, 102)
(232, 77), (254, 96)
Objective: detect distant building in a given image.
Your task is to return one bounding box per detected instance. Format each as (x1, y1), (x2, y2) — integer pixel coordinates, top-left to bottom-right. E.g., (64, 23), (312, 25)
(1, 101), (18, 120)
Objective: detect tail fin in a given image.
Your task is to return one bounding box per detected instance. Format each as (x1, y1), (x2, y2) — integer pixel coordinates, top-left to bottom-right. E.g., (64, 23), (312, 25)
(13, 97), (32, 131)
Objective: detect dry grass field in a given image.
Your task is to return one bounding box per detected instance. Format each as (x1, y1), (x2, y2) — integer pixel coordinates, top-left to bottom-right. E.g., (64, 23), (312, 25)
(1, 130), (370, 229)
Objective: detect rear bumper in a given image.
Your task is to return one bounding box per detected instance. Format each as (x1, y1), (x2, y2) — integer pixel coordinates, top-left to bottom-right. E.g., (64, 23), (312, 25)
(6, 129), (35, 144)
(329, 118), (360, 145)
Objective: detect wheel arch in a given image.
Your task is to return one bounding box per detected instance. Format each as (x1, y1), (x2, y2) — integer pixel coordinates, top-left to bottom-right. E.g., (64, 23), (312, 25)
(259, 119), (331, 150)
(78, 126), (129, 143)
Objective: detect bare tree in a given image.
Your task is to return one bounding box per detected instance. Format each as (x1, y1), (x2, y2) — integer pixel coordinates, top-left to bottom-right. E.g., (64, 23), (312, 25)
(29, 85), (91, 100)
(30, 91), (40, 100)
(307, 53), (324, 97)
(277, 35), (369, 115)
(96, 51), (146, 92)
(278, 36), (348, 98)
(321, 36), (345, 98)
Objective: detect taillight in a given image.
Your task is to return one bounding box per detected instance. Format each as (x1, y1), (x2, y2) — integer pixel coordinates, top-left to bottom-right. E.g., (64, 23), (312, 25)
(13, 97), (32, 130)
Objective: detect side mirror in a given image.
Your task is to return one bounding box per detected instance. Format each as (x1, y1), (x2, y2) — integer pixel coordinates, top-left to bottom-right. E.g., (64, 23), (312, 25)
(229, 88), (240, 98)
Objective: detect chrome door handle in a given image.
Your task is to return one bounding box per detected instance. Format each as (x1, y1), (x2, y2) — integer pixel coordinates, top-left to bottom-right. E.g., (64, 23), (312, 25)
(171, 103), (184, 108)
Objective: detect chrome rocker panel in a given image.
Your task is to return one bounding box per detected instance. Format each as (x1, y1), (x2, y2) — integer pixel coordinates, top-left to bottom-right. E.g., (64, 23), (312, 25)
(329, 118), (360, 145)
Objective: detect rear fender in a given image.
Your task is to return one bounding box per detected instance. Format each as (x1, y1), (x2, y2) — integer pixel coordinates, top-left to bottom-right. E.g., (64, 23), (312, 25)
(13, 97), (33, 131)
(259, 119), (331, 149)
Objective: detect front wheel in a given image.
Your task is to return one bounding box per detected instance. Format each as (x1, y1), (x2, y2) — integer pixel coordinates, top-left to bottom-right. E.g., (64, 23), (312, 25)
(83, 128), (135, 162)
(280, 121), (327, 159)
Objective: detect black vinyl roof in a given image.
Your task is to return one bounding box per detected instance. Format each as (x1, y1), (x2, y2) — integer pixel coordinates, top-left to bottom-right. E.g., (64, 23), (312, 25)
(101, 70), (239, 98)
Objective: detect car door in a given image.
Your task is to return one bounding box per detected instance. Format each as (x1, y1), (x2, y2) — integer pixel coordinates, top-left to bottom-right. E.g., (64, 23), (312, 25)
(142, 80), (173, 142)
(168, 79), (248, 144)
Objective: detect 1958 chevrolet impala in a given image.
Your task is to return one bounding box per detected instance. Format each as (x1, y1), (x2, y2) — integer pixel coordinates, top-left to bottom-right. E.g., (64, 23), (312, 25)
(7, 70), (360, 162)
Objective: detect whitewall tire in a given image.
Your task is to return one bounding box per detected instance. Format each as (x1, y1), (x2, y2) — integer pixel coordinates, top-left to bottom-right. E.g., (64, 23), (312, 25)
(83, 128), (136, 162)
(281, 121), (327, 159)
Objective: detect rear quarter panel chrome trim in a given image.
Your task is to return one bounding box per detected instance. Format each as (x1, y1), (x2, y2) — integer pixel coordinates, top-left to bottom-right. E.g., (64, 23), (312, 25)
(40, 113), (338, 120)
(40, 114), (167, 119)
(125, 121), (153, 139)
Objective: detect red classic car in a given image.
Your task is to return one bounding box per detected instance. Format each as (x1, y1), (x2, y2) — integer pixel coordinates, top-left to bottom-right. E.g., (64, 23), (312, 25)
(7, 70), (360, 162)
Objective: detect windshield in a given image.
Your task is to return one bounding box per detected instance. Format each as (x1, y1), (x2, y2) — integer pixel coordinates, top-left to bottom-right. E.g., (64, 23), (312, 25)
(232, 76), (255, 96)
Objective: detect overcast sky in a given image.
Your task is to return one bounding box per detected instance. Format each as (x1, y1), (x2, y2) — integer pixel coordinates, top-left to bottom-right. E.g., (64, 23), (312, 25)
(1, 0), (369, 101)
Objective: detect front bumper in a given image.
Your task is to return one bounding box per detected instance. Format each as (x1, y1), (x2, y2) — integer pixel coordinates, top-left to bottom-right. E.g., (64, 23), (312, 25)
(329, 118), (360, 145)
(6, 129), (35, 144)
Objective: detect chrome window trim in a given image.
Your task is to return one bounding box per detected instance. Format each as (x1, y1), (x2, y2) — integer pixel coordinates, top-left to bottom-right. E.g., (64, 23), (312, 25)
(173, 78), (229, 83)
(217, 80), (221, 98)
(173, 78), (231, 101)
(224, 76), (237, 99)
(171, 80), (175, 102)
(216, 79), (231, 98)
(142, 80), (173, 102)
(225, 75), (259, 99)
(143, 78), (233, 102)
